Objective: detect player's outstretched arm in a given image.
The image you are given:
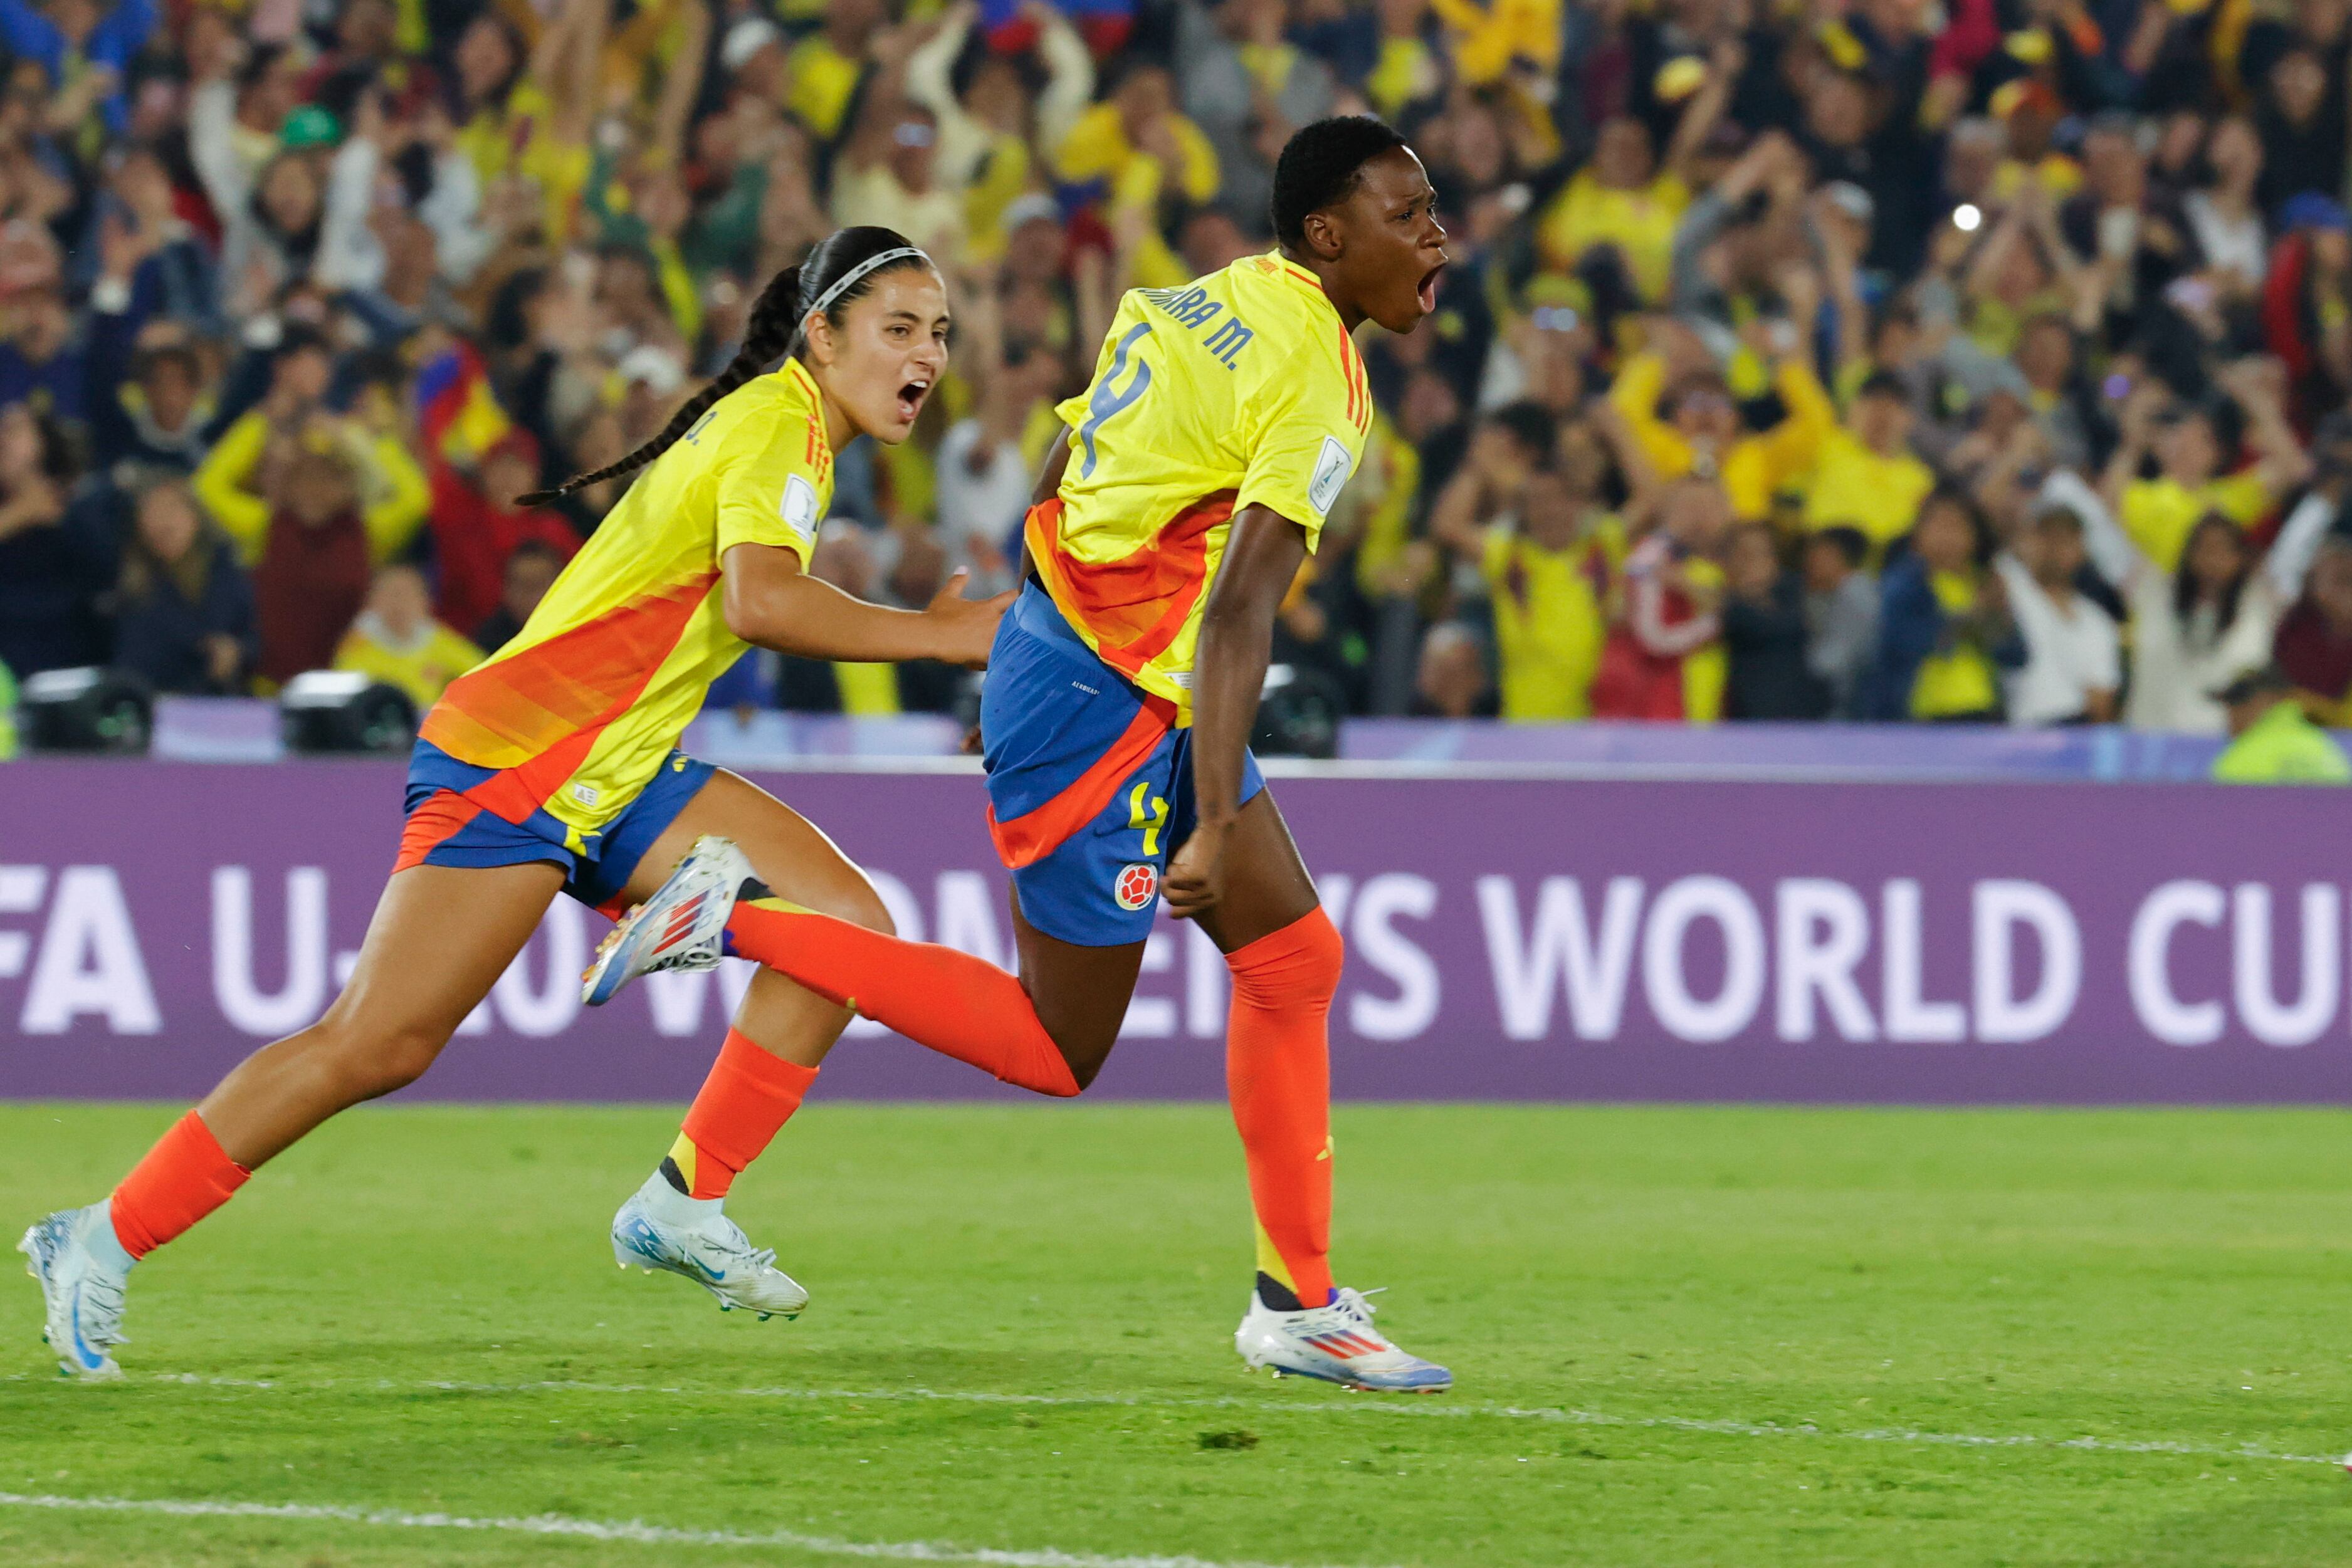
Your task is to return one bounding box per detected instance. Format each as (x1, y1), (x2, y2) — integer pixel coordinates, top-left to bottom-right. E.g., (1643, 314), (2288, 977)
(1162, 504), (1309, 922)
(720, 541), (1012, 669)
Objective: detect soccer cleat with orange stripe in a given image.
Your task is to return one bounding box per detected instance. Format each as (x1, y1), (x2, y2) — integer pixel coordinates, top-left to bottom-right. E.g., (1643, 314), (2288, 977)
(582, 835), (754, 1006)
(1234, 1285), (1451, 1393)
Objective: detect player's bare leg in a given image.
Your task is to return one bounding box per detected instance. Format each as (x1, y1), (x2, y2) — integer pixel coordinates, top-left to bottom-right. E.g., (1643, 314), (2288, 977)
(201, 864), (569, 1164)
(1000, 910), (1150, 1089)
(24, 862), (565, 1376)
(604, 768), (896, 1318)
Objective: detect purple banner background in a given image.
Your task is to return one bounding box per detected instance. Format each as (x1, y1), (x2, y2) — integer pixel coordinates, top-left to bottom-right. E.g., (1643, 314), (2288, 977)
(4, 759), (2351, 1104)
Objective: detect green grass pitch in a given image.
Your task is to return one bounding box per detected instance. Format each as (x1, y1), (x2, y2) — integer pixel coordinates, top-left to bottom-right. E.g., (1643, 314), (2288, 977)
(4, 1102), (2352, 1566)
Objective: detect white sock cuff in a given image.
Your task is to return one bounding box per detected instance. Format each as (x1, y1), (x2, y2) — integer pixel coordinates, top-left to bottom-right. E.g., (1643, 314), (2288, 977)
(85, 1201), (137, 1275)
(639, 1169), (722, 1225)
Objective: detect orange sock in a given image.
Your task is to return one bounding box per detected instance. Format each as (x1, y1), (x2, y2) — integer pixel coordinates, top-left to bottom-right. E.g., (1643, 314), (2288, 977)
(110, 1111), (251, 1259)
(1226, 908), (1342, 1310)
(668, 1029), (818, 1199)
(723, 899), (1079, 1097)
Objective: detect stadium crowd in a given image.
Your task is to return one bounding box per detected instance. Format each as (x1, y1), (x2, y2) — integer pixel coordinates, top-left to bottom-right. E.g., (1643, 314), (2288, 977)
(3, 0), (2352, 733)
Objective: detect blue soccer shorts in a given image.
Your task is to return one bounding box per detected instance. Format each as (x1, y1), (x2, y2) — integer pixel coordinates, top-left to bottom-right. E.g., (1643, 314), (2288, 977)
(394, 739), (717, 914)
(980, 582), (1264, 946)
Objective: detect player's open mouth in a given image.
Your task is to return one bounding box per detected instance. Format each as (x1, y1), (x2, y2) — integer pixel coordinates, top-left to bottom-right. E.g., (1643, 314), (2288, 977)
(1417, 263), (1446, 313)
(896, 377), (931, 422)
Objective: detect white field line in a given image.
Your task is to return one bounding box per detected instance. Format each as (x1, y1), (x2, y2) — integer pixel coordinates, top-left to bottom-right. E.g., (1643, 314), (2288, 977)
(0, 1490), (1370, 1568)
(30, 1370), (2338, 1469)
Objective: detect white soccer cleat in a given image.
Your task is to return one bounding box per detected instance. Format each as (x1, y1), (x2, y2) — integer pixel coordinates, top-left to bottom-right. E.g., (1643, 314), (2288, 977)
(20, 1203), (134, 1379)
(582, 835), (755, 1006)
(1235, 1285), (1451, 1393)
(609, 1172), (809, 1321)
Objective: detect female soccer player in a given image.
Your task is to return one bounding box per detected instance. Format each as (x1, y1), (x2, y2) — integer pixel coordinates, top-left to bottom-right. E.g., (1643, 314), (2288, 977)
(587, 120), (1457, 1391)
(23, 227), (1012, 1377)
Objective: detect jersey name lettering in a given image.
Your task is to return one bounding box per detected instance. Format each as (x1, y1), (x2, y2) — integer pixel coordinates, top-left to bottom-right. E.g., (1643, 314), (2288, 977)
(1142, 285), (1252, 368)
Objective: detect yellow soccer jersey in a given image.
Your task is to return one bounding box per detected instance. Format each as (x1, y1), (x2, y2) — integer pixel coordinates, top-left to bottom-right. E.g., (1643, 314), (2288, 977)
(422, 360), (832, 837)
(1029, 253), (1373, 721)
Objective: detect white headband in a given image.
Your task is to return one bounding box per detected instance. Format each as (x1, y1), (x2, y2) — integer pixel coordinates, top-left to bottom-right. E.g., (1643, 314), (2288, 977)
(805, 246), (929, 321)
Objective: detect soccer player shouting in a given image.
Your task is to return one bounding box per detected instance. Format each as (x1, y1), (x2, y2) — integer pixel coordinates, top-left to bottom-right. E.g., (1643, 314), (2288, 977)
(589, 119), (1455, 1391)
(21, 229), (1013, 1376)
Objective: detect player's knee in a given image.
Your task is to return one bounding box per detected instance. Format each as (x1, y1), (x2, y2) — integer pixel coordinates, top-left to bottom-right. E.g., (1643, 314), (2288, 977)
(375, 1023), (448, 1092)
(836, 882), (895, 938)
(1226, 907), (1343, 1011)
(1061, 1042), (1108, 1094)
(789, 878), (895, 938)
(316, 1015), (447, 1100)
(1031, 1015), (1116, 1093)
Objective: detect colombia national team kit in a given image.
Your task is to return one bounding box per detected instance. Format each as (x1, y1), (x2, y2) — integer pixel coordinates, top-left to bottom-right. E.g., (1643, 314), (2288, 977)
(394, 254), (1373, 934)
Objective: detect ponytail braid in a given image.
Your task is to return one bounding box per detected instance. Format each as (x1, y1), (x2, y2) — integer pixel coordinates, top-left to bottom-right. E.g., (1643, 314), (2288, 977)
(516, 264), (807, 508)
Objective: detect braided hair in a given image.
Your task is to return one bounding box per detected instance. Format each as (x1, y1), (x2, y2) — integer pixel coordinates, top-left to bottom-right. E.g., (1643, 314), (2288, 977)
(518, 226), (930, 507)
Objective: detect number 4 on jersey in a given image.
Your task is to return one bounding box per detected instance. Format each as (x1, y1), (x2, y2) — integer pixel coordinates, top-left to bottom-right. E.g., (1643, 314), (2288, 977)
(1076, 323), (1153, 479)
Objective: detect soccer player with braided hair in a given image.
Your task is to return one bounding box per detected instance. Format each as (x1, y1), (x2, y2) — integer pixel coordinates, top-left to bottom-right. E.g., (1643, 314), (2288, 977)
(588, 120), (1459, 1389)
(23, 227), (1014, 1375)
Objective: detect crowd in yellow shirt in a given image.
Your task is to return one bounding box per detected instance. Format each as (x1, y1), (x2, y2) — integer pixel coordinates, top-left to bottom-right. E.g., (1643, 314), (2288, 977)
(5, 0), (2339, 759)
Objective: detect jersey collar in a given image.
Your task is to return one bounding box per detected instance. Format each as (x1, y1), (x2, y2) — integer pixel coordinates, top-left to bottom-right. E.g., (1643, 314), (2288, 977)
(1268, 251), (1343, 322)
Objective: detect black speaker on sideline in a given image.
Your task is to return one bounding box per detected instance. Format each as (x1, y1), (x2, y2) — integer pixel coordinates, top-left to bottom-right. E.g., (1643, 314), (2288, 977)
(1251, 664), (1346, 760)
(278, 671), (417, 754)
(21, 667), (153, 753)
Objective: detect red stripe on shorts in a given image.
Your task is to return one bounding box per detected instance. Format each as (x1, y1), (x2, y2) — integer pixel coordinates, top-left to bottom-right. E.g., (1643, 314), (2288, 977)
(392, 788), (486, 875)
(986, 694), (1177, 870)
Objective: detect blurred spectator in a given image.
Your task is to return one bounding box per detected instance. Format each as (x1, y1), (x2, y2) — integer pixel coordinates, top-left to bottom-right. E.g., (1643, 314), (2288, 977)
(1410, 620), (1495, 718)
(1592, 478), (1728, 722)
(1721, 524), (1826, 720)
(2211, 665), (2352, 785)
(2011, 315), (2093, 474)
(471, 538), (567, 656)
(2273, 538), (2352, 726)
(0, 0), (155, 136)
(108, 479), (255, 694)
(1473, 463), (1615, 721)
(1054, 64), (1219, 264)
(2250, 46), (2346, 221)
(1271, 559), (1362, 707)
(249, 441), (375, 686)
(2049, 471), (2334, 733)
(195, 335), (428, 572)
(1802, 526), (1877, 719)
(1536, 102), (1708, 308)
(2185, 119), (2268, 302)
(0, 404), (104, 679)
(1612, 312), (1830, 524)
(1862, 490), (2021, 723)
(334, 563), (483, 709)
(424, 427), (579, 635)
(834, 100), (964, 258)
(1178, 0), (1335, 234)
(2099, 367), (2309, 573)
(1802, 372), (1936, 555)
(1430, 402), (1609, 719)
(931, 265), (1046, 592)
(1994, 506), (2120, 727)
